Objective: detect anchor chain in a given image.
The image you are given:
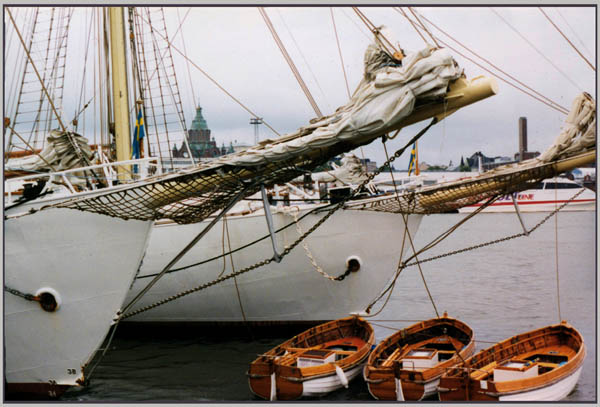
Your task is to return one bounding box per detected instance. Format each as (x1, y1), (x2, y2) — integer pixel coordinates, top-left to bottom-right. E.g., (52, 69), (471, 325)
(285, 207), (352, 282)
(4, 286), (39, 302)
(364, 187), (587, 314)
(401, 187), (586, 269)
(120, 119), (439, 319)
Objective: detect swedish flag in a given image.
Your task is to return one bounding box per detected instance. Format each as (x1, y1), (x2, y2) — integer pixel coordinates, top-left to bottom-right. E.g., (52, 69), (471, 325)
(408, 142), (417, 175)
(131, 107), (145, 159)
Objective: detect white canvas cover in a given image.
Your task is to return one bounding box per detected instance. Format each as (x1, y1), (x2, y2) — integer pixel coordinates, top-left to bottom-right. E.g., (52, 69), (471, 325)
(219, 42), (462, 166)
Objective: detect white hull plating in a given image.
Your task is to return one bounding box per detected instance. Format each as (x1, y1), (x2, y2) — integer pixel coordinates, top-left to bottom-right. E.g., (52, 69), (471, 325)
(5, 205), (152, 394)
(302, 363), (364, 397)
(498, 366), (583, 401)
(459, 183), (595, 213)
(126, 205), (422, 323)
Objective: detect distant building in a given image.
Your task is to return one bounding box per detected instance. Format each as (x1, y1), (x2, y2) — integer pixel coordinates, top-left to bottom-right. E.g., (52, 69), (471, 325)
(172, 106), (234, 159)
(466, 151), (514, 171)
(418, 161), (430, 171)
(360, 157), (378, 173)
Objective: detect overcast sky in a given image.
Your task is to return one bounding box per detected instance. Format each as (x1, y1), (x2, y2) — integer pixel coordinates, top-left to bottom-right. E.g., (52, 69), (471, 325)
(5, 5), (596, 168)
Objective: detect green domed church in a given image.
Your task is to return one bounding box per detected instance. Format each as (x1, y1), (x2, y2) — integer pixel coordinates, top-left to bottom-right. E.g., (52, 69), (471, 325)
(172, 105), (233, 158)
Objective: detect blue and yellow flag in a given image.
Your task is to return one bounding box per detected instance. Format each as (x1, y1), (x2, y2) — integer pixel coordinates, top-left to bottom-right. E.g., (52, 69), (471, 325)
(131, 107), (145, 160)
(408, 142), (417, 175)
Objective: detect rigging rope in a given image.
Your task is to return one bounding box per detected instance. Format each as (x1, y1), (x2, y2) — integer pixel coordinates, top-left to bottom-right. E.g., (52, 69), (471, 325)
(397, 7), (429, 45)
(490, 7), (585, 93)
(538, 7), (595, 71)
(352, 7), (399, 56)
(330, 8), (352, 100)
(223, 213), (251, 326)
(555, 8), (593, 58)
(276, 9), (332, 113)
(7, 9), (67, 134)
(5, 124), (58, 171)
(258, 7), (323, 118)
(176, 8), (199, 109)
(382, 137), (440, 318)
(329, 8), (368, 174)
(406, 8), (570, 114)
(136, 11), (281, 137)
(407, 7), (440, 48)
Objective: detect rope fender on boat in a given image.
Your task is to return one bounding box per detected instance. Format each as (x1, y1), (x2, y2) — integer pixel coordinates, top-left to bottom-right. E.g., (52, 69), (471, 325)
(335, 364), (349, 388)
(395, 377), (405, 401)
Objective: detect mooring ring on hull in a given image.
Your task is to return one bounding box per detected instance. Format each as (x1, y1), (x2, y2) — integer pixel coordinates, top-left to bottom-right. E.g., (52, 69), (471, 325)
(345, 256), (362, 272)
(35, 287), (61, 312)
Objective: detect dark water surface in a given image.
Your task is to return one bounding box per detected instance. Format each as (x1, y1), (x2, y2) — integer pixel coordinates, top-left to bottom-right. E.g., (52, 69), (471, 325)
(61, 211), (596, 402)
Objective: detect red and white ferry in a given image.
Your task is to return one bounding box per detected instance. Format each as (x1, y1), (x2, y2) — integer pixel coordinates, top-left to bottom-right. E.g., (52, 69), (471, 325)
(459, 177), (595, 213)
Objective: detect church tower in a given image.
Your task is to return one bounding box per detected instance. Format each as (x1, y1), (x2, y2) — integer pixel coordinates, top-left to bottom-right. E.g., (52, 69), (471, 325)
(174, 105), (221, 158)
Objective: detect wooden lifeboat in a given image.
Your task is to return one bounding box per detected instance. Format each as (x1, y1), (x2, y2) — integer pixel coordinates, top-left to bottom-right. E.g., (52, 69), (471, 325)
(247, 316), (374, 400)
(438, 321), (585, 401)
(363, 313), (475, 401)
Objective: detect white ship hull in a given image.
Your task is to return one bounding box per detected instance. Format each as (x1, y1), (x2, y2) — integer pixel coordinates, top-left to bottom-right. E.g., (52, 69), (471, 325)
(5, 201), (152, 397)
(459, 180), (595, 213)
(126, 204), (422, 323)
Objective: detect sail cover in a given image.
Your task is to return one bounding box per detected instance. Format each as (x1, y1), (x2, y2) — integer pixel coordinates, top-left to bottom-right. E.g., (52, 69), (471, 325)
(46, 43), (497, 224)
(6, 130), (94, 174)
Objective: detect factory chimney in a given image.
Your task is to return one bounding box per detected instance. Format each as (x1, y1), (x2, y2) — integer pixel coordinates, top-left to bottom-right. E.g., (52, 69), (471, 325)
(518, 117), (527, 162)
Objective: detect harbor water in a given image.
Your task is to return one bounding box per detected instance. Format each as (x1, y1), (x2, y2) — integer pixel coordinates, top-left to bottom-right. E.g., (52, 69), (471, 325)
(61, 210), (596, 402)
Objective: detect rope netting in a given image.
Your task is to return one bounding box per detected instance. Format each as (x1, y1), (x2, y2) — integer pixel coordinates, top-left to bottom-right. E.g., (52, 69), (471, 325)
(346, 149), (595, 215)
(48, 156), (328, 224)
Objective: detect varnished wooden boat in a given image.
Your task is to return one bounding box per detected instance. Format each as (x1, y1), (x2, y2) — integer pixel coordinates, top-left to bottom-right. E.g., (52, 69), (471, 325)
(438, 321), (586, 401)
(363, 313), (475, 400)
(247, 316), (374, 400)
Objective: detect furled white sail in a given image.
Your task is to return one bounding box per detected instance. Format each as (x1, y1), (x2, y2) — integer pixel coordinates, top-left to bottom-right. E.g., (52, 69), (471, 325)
(6, 130), (94, 172)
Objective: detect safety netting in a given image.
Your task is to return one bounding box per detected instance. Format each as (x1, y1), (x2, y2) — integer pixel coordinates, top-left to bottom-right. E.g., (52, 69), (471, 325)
(45, 41), (496, 224)
(346, 149), (595, 215)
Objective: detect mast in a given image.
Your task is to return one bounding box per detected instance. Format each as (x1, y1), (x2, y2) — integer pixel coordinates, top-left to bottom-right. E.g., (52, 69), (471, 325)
(108, 7), (132, 180)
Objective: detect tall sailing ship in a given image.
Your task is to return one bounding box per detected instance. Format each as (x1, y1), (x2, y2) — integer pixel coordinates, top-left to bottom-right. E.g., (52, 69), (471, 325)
(4, 6), (595, 400)
(3, 7), (154, 398)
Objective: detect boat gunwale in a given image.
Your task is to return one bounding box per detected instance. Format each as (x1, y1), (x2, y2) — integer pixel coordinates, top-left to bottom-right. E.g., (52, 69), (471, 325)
(364, 316), (475, 383)
(249, 316), (374, 381)
(440, 322), (586, 398)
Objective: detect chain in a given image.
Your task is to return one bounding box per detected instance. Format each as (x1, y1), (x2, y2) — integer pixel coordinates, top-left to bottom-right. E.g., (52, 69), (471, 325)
(121, 121), (439, 319)
(5, 285), (39, 302)
(121, 258), (274, 319)
(284, 207), (353, 281)
(365, 186), (584, 313)
(285, 207), (337, 281)
(401, 187), (586, 269)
